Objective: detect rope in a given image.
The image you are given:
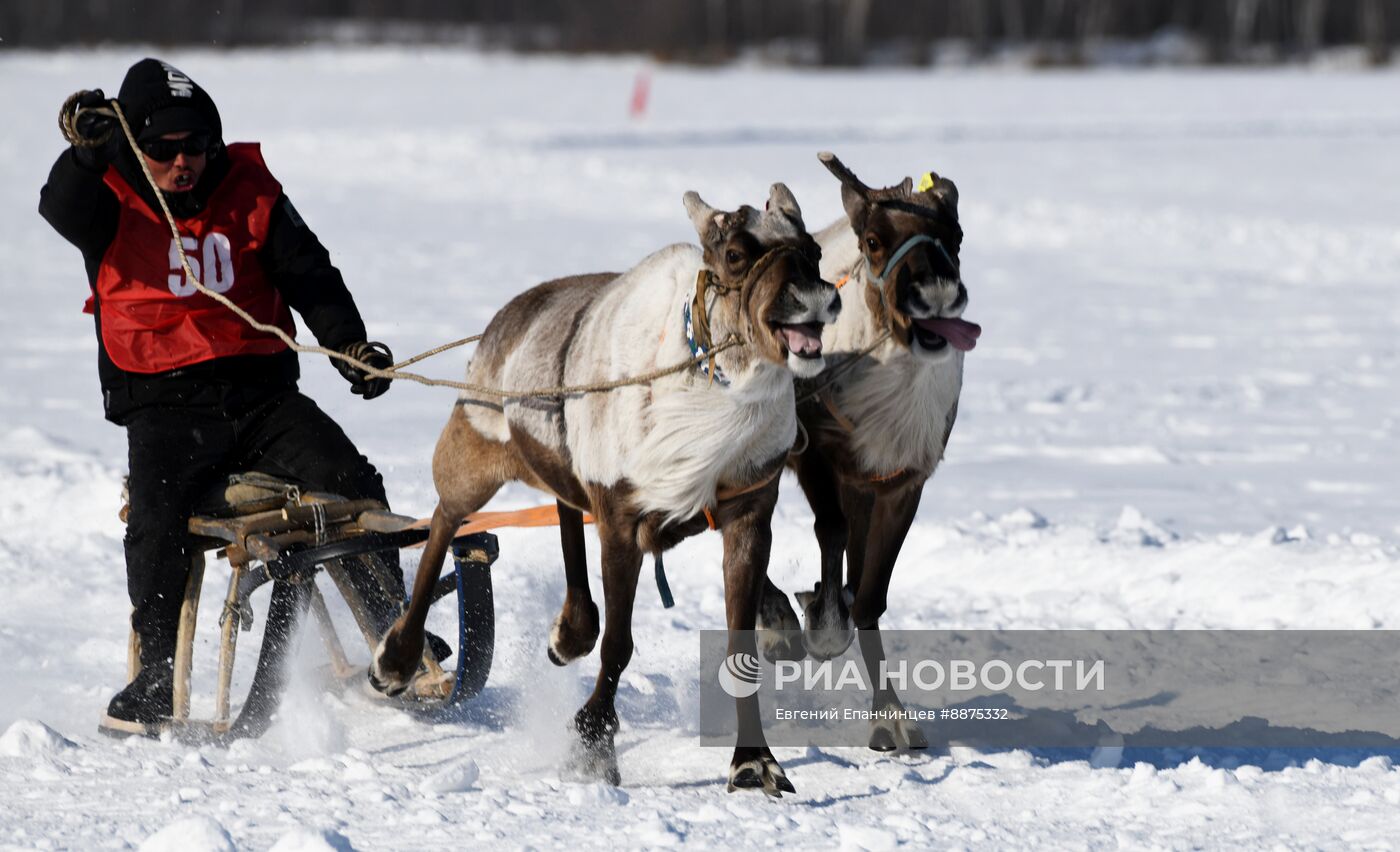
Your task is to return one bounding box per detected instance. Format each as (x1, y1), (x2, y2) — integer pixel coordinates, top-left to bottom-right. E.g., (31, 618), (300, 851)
(388, 334), (481, 371)
(793, 328), (891, 408)
(59, 91), (115, 148)
(67, 94), (748, 400)
(684, 246), (802, 389)
(789, 418), (810, 458)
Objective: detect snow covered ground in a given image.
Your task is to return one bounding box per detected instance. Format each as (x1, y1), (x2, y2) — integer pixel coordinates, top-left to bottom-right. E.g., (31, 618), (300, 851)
(2, 48), (1399, 849)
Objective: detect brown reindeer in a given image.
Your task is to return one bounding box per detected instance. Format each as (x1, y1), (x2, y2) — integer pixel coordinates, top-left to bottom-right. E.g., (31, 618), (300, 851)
(758, 153), (980, 751)
(369, 184), (840, 796)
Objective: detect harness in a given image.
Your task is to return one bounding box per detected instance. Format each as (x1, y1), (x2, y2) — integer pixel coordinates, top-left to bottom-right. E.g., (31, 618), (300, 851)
(683, 282), (731, 387)
(679, 244), (818, 525)
(869, 233), (958, 285)
(683, 244), (816, 388)
(817, 229), (959, 487)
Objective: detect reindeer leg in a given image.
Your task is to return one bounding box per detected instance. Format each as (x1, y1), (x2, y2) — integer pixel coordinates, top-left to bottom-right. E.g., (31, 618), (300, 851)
(548, 501), (599, 665)
(721, 496), (796, 797)
(371, 409), (505, 696)
(840, 483), (875, 594)
(567, 513), (642, 786)
(787, 451), (850, 661)
(796, 467), (864, 661)
(368, 501), (462, 696)
(756, 436), (840, 660)
(852, 486), (927, 751)
(857, 625), (928, 752)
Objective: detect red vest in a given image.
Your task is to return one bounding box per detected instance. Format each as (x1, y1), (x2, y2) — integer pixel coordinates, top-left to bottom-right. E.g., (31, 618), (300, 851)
(90, 143), (297, 374)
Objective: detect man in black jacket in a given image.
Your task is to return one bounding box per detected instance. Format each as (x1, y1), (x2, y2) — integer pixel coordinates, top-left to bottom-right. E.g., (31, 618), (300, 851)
(40, 58), (424, 734)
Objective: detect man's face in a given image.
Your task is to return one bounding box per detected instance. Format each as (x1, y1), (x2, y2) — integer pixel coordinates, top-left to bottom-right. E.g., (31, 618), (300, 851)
(141, 131), (208, 193)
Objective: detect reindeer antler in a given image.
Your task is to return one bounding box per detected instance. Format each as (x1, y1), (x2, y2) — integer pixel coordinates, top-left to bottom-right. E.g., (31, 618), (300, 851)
(817, 151), (872, 198)
(683, 190), (723, 236)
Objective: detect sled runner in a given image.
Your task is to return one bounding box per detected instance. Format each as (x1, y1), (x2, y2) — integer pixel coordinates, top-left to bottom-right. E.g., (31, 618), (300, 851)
(102, 472), (498, 739)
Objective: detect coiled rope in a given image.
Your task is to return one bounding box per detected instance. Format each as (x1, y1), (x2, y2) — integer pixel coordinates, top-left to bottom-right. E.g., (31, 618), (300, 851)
(60, 93), (744, 399)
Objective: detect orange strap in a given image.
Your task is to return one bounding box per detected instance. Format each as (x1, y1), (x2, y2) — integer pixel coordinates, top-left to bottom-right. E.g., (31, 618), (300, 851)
(715, 465), (782, 503)
(869, 467), (907, 483)
(406, 504), (594, 547)
(409, 465), (780, 541)
(700, 464), (784, 531)
(835, 273), (851, 290)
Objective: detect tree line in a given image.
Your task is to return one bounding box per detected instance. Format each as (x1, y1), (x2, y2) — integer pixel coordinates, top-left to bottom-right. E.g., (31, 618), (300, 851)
(3, 0), (1393, 65)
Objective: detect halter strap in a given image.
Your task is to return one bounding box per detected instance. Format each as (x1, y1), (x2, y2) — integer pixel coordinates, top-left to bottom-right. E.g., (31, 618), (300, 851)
(870, 233), (958, 285)
(684, 270), (730, 387)
(682, 245), (814, 388)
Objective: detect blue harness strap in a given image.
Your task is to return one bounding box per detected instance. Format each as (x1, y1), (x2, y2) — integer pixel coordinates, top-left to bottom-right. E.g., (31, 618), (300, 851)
(683, 290), (731, 387)
(870, 233), (957, 285)
(653, 552), (675, 609)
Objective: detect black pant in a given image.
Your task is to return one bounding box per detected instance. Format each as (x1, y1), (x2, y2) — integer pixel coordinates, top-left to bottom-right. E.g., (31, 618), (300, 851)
(123, 390), (404, 664)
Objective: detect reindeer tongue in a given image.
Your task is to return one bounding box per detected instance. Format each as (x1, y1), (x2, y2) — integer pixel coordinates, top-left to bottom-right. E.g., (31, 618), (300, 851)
(913, 316), (982, 351)
(778, 323), (824, 357)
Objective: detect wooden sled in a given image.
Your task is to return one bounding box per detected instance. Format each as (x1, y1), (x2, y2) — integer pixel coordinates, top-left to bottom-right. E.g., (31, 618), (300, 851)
(102, 472), (499, 739)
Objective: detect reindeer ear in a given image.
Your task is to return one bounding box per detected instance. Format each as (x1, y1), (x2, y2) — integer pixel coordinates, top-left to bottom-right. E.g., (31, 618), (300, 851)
(683, 191), (721, 240)
(923, 175), (959, 216)
(766, 182), (803, 226)
(838, 183), (869, 231)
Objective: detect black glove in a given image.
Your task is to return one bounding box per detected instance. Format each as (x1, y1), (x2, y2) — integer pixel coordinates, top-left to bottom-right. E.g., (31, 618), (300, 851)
(69, 89), (120, 170)
(333, 340), (393, 400)
(73, 90), (115, 141)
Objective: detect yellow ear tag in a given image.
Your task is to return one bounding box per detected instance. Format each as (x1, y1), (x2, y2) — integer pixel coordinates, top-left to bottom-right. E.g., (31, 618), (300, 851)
(917, 171), (937, 193)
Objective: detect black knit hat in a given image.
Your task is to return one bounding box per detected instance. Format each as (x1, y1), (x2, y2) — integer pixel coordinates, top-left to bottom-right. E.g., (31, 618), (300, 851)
(117, 58), (222, 143)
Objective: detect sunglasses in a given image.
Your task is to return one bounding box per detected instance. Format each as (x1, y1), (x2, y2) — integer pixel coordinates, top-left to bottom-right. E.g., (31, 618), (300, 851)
(138, 134), (213, 162)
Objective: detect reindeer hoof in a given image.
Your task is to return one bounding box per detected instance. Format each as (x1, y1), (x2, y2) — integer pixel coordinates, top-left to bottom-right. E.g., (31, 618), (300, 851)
(367, 662), (409, 697)
(758, 629), (807, 664)
(368, 629), (420, 697)
(870, 717), (929, 752)
(803, 623), (854, 661)
(565, 740), (621, 787)
(566, 709), (621, 785)
(757, 588), (806, 663)
(548, 601), (600, 667)
(728, 752), (796, 798)
(565, 733), (621, 783)
(797, 583), (855, 661)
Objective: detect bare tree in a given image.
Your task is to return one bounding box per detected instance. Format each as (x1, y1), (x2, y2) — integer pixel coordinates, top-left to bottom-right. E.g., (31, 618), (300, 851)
(839, 0), (873, 65)
(962, 0), (991, 57)
(1001, 0), (1026, 42)
(739, 0), (763, 50)
(1229, 0), (1262, 61)
(1360, 0), (1391, 63)
(1, 0), (1393, 65)
(706, 0), (729, 57)
(1297, 0), (1328, 58)
(1076, 0), (1113, 50)
(1038, 0), (1068, 60)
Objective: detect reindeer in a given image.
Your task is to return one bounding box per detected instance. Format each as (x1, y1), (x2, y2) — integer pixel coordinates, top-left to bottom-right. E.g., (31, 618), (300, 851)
(369, 185), (839, 796)
(758, 153), (980, 752)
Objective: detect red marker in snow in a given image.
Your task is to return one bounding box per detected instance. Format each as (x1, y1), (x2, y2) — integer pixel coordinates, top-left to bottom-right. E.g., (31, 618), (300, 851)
(629, 69), (651, 119)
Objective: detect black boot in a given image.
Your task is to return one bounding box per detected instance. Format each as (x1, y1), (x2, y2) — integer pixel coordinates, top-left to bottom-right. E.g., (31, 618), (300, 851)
(103, 660), (174, 732)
